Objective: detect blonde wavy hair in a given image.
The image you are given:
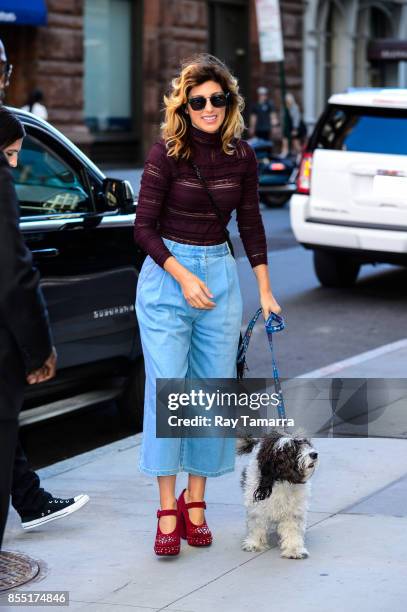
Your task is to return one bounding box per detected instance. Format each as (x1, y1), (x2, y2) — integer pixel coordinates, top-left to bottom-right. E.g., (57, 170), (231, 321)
(161, 53), (245, 159)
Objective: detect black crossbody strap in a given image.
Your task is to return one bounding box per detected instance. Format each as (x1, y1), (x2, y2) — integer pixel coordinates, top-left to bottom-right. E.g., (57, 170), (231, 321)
(190, 161), (235, 257)
(190, 160), (247, 379)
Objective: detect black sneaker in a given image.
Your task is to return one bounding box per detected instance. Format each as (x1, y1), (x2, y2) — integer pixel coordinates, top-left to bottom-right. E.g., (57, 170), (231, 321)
(21, 494), (90, 530)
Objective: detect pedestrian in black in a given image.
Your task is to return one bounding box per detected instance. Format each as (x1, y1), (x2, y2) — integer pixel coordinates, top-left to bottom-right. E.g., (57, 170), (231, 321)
(0, 56), (89, 539)
(249, 86), (279, 141)
(0, 107), (57, 549)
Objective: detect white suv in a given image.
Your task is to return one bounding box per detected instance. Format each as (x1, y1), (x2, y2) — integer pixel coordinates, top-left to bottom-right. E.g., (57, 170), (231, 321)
(290, 89), (407, 287)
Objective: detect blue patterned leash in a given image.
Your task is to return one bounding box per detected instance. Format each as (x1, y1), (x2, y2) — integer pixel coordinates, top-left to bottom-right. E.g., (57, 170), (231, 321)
(237, 308), (286, 419)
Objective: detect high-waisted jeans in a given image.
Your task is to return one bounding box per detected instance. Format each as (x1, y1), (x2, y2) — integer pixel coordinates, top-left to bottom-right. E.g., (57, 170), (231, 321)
(135, 237), (243, 477)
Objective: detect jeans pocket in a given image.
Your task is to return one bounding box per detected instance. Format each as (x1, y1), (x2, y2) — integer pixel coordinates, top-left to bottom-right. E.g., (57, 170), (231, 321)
(137, 256), (158, 290)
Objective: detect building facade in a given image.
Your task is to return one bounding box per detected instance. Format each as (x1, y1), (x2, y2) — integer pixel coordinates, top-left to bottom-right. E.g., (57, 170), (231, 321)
(303, 0), (407, 128)
(3, 1), (407, 162)
(0, 0), (303, 163)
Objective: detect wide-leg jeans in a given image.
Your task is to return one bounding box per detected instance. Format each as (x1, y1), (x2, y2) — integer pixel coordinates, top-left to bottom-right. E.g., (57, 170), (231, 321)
(135, 238), (243, 477)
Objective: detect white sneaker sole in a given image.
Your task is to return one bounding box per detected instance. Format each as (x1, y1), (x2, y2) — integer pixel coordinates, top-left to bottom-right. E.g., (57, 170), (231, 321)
(21, 494), (90, 530)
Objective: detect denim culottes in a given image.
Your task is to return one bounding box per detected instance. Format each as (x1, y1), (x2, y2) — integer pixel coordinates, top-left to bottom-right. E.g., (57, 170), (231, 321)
(136, 237), (243, 477)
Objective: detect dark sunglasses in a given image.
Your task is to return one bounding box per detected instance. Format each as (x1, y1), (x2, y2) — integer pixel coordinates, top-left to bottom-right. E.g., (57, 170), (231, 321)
(187, 92), (230, 111)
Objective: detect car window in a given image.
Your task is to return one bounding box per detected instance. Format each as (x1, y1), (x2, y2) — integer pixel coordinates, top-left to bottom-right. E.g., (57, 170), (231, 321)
(13, 134), (92, 217)
(314, 106), (407, 155)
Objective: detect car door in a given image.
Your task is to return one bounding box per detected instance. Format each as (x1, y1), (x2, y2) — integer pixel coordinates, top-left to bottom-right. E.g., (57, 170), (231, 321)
(16, 124), (141, 370)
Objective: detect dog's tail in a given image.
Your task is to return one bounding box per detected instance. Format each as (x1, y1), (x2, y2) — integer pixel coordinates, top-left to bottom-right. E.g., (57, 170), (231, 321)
(236, 436), (259, 455)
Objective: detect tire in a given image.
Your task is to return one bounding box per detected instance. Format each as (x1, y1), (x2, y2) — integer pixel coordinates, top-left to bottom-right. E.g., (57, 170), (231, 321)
(261, 193), (292, 208)
(313, 250), (361, 288)
(118, 355), (145, 431)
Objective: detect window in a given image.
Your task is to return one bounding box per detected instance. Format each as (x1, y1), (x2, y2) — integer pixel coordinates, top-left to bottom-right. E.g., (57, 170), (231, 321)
(14, 134), (91, 217)
(84, 0), (132, 133)
(315, 106), (407, 155)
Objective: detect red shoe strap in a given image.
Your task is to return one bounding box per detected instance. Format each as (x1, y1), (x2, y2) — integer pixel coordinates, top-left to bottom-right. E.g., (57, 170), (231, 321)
(157, 509), (177, 518)
(185, 501), (206, 510)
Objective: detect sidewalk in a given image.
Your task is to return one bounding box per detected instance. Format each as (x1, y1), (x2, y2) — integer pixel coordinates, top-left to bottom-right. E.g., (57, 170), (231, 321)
(2, 345), (407, 611)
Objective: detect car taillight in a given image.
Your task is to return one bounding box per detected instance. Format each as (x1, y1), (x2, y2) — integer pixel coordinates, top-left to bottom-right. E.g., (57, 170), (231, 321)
(297, 152), (313, 194)
(270, 162), (286, 171)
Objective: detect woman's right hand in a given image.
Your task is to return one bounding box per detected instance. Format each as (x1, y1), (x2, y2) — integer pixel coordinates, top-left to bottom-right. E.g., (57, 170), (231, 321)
(179, 271), (216, 309)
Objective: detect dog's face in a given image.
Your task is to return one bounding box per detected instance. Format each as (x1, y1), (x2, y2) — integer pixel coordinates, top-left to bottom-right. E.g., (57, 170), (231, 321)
(254, 434), (319, 501)
(297, 438), (319, 482)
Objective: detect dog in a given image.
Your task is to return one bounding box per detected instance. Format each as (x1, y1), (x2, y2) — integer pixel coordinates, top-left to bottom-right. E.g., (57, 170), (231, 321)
(238, 431), (318, 558)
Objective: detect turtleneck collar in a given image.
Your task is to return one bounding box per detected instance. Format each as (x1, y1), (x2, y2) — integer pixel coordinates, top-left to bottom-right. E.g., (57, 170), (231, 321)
(190, 124), (222, 147)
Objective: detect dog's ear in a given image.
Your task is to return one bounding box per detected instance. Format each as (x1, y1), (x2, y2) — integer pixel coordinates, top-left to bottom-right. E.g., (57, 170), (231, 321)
(253, 463), (276, 502)
(253, 433), (281, 501)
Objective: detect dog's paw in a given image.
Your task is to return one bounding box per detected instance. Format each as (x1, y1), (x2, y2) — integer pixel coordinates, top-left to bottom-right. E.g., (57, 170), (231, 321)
(281, 547), (309, 559)
(242, 538), (268, 552)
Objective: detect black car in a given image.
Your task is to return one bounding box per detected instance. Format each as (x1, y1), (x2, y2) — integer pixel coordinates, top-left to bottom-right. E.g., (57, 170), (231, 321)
(11, 108), (146, 430)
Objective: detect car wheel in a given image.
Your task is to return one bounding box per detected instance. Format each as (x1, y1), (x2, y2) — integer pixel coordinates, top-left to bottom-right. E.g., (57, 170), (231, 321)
(261, 193), (292, 208)
(118, 355), (145, 431)
(313, 250), (361, 288)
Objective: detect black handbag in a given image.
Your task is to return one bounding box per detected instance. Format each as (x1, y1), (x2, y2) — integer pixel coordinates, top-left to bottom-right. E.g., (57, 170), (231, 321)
(190, 160), (246, 379)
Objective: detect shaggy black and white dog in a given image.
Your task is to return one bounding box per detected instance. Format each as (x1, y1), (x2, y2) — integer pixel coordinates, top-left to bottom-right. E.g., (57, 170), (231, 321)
(238, 431), (319, 558)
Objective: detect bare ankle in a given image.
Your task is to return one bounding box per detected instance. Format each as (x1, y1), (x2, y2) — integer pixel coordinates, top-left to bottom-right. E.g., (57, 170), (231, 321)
(185, 489), (204, 502)
(161, 498), (177, 510)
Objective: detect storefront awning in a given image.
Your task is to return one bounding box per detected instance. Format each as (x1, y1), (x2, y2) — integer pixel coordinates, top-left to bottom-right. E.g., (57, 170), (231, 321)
(0, 0), (47, 26)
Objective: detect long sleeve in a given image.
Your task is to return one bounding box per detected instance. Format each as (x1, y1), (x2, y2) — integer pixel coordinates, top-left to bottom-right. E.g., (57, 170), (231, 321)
(134, 142), (174, 268)
(290, 104), (301, 130)
(236, 143), (268, 267)
(0, 153), (53, 373)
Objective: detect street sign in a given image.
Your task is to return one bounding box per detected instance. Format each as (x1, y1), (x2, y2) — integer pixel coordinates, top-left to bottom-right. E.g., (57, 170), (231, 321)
(255, 0), (284, 63)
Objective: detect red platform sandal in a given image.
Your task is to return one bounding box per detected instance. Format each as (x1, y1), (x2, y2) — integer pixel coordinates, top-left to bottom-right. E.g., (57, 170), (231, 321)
(177, 489), (212, 547)
(154, 509), (180, 556)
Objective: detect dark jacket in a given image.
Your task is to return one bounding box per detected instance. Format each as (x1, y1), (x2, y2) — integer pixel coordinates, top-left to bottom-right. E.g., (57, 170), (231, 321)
(0, 151), (52, 394)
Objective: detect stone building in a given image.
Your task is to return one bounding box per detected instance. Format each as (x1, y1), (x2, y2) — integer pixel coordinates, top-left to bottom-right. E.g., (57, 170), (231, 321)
(303, 0), (407, 128)
(0, 0), (303, 163)
(0, 1), (90, 146)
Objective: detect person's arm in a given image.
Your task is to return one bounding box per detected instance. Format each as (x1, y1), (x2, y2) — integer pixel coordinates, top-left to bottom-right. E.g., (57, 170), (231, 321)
(236, 143), (281, 318)
(39, 104), (48, 121)
(0, 154), (55, 378)
(271, 110), (279, 128)
(290, 105), (301, 132)
(134, 142), (174, 268)
(269, 101), (279, 129)
(249, 109), (257, 137)
(134, 143), (215, 309)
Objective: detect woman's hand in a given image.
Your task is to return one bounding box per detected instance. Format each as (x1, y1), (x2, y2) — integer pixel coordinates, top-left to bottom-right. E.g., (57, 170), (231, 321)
(164, 255), (216, 309)
(260, 289), (282, 320)
(179, 271), (216, 309)
(253, 264), (282, 320)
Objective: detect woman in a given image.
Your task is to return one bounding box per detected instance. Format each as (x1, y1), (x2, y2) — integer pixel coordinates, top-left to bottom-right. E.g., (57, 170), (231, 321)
(281, 92), (307, 158)
(134, 54), (281, 557)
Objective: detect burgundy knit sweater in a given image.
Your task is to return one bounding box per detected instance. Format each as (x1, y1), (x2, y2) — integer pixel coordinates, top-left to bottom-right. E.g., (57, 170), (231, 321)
(134, 125), (268, 269)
